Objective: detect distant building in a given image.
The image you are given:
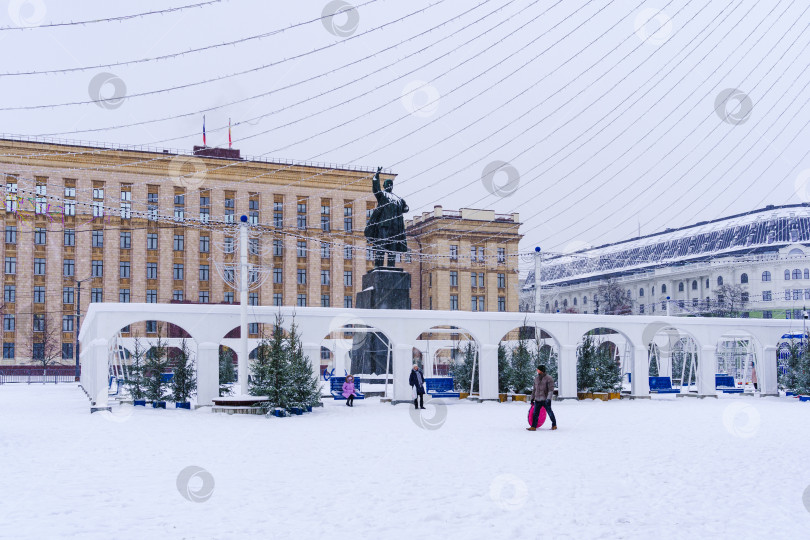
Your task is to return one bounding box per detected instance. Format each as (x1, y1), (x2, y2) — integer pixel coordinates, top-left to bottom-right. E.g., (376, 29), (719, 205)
(524, 204), (810, 319)
(403, 206), (522, 312)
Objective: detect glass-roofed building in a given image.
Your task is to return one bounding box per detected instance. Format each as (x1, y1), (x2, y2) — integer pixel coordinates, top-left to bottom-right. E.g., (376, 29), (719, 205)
(524, 203), (810, 319)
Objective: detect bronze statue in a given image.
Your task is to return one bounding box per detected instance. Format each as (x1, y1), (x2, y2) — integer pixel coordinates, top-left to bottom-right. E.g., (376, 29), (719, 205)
(364, 167), (409, 267)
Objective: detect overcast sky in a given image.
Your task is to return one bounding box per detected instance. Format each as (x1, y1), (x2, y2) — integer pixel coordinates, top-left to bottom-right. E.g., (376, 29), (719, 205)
(2, 0), (810, 274)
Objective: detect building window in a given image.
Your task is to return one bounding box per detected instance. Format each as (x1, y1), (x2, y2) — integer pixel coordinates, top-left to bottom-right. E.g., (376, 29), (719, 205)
(199, 265), (209, 281)
(450, 245), (458, 260)
(344, 296), (352, 308)
(762, 271), (771, 282)
(450, 271), (458, 287)
(762, 290), (772, 301)
(583, 296), (588, 305)
(3, 342), (14, 359)
(199, 291), (209, 303)
(119, 289), (130, 303)
(173, 234), (184, 251)
(224, 291), (234, 304)
(33, 227), (46, 245)
(60, 228), (74, 247)
(692, 280), (698, 290)
(173, 264), (185, 281)
(4, 256), (16, 275)
(805, 269), (810, 280)
(3, 314), (14, 332)
(794, 289), (801, 301)
(497, 247), (505, 263)
(273, 293), (283, 306)
(321, 294), (330, 307)
(471, 273), (477, 289)
(92, 229), (103, 248)
(321, 242), (331, 259)
(63, 287), (74, 304)
(146, 263), (157, 280)
(741, 292), (749, 303)
(4, 285), (15, 303)
(146, 289), (157, 303)
(321, 205), (330, 232)
(794, 269), (802, 280)
(785, 270), (791, 281)
(573, 297), (577, 306)
(805, 289), (810, 300)
(763, 310), (773, 319)
(639, 288), (644, 297)
(678, 282), (684, 292)
(471, 296), (479, 312)
(344, 271), (353, 287)
(297, 294), (307, 307)
(297, 240), (307, 258)
(273, 239), (283, 257)
(173, 290), (184, 301)
(62, 259), (75, 277)
(199, 235), (210, 253)
(248, 322), (259, 335)
(273, 268), (283, 284)
(344, 206), (353, 232)
(33, 314), (45, 332)
(785, 289), (791, 301)
(320, 270), (330, 286)
(297, 202), (307, 229)
(344, 245), (353, 260)
(249, 292), (259, 306)
(273, 201), (283, 228)
(661, 284), (667, 294)
(146, 320), (157, 333)
(639, 304), (645, 314)
(497, 273), (506, 288)
(450, 295), (458, 310)
(740, 273), (748, 284)
(147, 233), (158, 250)
(297, 269), (307, 285)
(32, 258), (45, 275)
(61, 343), (73, 360)
(119, 261), (130, 279)
(498, 296), (506, 312)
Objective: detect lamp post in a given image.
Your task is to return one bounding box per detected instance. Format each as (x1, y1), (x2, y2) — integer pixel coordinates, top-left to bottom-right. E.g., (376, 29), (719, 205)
(74, 276), (93, 380)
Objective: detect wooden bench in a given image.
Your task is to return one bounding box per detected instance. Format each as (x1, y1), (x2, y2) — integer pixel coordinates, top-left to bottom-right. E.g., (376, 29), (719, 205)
(330, 377), (365, 400)
(716, 374), (744, 394)
(425, 377), (460, 398)
(649, 376), (680, 394)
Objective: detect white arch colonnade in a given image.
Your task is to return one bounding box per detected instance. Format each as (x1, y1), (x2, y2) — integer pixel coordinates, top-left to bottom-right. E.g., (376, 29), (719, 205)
(79, 304), (789, 410)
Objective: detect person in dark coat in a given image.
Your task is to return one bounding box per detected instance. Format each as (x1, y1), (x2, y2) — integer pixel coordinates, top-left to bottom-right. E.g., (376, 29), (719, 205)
(527, 365), (557, 431)
(409, 364), (426, 410)
(342, 375), (356, 407)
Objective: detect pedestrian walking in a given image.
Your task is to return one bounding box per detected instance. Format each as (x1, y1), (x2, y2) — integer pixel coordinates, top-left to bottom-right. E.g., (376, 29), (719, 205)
(527, 365), (557, 431)
(409, 364), (426, 410)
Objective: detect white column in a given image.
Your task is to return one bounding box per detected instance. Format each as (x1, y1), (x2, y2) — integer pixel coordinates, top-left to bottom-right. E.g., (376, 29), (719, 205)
(196, 342), (219, 406)
(478, 344), (499, 401)
(558, 344), (577, 399)
(302, 342), (323, 395)
(392, 343), (413, 404)
(759, 345), (778, 397)
(90, 338), (109, 410)
(631, 346), (650, 397)
(697, 345), (718, 397)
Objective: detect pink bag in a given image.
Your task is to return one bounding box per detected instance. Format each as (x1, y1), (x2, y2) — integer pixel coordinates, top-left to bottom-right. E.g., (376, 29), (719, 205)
(527, 403), (547, 427)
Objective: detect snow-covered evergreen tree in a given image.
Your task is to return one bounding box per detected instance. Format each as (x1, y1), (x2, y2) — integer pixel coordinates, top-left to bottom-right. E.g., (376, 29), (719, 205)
(286, 320), (322, 408)
(497, 343), (509, 393)
(143, 330), (170, 402)
(219, 347), (236, 396)
(783, 339), (810, 394)
(509, 336), (535, 395)
(451, 342), (478, 392)
(576, 334), (598, 392)
(591, 343), (622, 392)
(171, 339), (197, 403)
(535, 336), (558, 384)
(125, 337), (147, 400)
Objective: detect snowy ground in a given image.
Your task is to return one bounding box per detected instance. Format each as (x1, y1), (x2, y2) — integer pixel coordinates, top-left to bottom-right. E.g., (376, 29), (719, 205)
(1, 385), (809, 540)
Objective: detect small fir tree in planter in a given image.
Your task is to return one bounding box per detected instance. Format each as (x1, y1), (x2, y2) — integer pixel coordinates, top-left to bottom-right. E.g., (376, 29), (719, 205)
(143, 329), (170, 407)
(171, 339), (197, 408)
(576, 334), (599, 393)
(534, 335), (558, 385)
(497, 343), (510, 394)
(125, 337), (148, 404)
(451, 342), (478, 393)
(591, 344), (622, 394)
(250, 314), (293, 414)
(508, 336), (535, 395)
(219, 347), (236, 397)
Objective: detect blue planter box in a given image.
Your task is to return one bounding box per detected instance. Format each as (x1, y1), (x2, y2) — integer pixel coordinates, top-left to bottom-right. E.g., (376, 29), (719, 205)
(272, 409), (287, 417)
(799, 395), (810, 402)
(152, 401), (166, 409)
(786, 391), (795, 396)
(306, 405), (313, 413)
(289, 407), (304, 415)
(134, 400), (147, 407)
(175, 402), (191, 409)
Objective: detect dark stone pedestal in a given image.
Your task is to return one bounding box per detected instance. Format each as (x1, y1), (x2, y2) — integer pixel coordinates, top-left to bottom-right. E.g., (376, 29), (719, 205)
(351, 268), (411, 375)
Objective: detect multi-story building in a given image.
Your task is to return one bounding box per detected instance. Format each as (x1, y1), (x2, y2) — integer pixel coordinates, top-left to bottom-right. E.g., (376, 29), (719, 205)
(524, 204), (810, 319)
(404, 206), (522, 313)
(0, 138), (523, 366)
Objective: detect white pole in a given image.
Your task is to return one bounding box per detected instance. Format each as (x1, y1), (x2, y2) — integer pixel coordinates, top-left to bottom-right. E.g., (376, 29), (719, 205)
(534, 248), (542, 313)
(384, 340), (391, 398)
(238, 219), (249, 396)
(470, 345), (478, 395)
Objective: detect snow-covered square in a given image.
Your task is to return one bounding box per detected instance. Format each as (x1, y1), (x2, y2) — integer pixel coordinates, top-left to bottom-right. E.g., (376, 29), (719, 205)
(2, 385), (808, 539)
